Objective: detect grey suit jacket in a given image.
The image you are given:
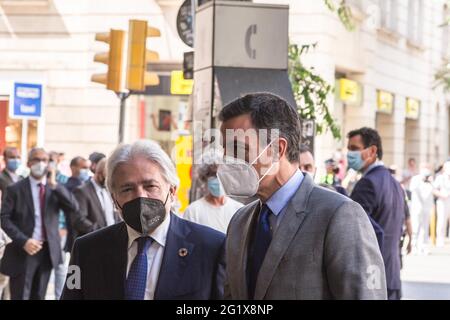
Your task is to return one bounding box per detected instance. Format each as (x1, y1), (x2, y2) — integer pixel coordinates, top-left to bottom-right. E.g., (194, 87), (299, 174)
(225, 173), (387, 300)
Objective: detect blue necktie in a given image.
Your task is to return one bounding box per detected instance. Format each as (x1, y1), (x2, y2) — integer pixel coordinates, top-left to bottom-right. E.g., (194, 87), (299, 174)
(125, 237), (153, 300)
(247, 204), (272, 299)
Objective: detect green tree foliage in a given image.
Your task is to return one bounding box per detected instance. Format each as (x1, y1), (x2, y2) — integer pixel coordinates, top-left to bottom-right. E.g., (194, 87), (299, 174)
(288, 0), (354, 140)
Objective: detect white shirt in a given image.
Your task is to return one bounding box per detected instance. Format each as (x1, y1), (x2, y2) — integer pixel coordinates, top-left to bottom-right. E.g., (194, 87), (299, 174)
(410, 174), (435, 213)
(29, 176), (47, 241)
(125, 213), (171, 300)
(91, 180), (115, 226)
(182, 197), (243, 234)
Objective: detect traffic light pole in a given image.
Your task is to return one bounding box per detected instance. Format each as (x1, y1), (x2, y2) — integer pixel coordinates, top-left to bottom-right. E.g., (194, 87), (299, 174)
(117, 91), (131, 144)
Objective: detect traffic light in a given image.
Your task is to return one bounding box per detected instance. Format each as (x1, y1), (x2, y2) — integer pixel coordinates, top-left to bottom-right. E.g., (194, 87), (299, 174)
(91, 29), (126, 92)
(126, 19), (160, 91)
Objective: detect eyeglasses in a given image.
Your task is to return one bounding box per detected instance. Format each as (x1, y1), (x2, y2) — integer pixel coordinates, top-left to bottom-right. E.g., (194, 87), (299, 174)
(30, 157), (48, 163)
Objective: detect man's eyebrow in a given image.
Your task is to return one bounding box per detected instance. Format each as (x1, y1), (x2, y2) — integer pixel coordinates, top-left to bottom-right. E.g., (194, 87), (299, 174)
(141, 179), (160, 185)
(118, 182), (136, 189)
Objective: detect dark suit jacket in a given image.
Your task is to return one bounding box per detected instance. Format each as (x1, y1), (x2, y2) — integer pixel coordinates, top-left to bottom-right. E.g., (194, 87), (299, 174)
(0, 170), (22, 203)
(0, 177), (79, 276)
(61, 213), (226, 300)
(351, 165), (405, 290)
(71, 181), (120, 238)
(65, 177), (82, 193)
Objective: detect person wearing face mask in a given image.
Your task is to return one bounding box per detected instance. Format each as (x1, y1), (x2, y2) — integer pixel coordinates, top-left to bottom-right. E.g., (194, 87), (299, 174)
(409, 163), (435, 255)
(433, 160), (450, 247)
(61, 140), (226, 300)
(71, 158), (120, 239)
(298, 144), (316, 178)
(219, 93), (386, 300)
(0, 147), (23, 300)
(0, 148), (79, 300)
(347, 127), (406, 300)
(183, 156), (243, 234)
(0, 147), (23, 204)
(65, 156), (90, 193)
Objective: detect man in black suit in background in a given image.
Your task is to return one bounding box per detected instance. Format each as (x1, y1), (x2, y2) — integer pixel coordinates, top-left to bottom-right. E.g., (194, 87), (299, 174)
(0, 148), (79, 300)
(72, 158), (120, 238)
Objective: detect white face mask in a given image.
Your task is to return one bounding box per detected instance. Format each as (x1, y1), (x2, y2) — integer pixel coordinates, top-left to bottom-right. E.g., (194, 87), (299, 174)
(217, 141), (277, 198)
(30, 161), (48, 178)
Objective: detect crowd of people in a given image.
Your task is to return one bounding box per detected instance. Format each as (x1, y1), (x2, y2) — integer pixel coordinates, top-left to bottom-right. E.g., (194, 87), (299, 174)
(0, 92), (448, 300)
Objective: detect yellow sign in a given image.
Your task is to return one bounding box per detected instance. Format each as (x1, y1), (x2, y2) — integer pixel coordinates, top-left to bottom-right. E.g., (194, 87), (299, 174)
(406, 98), (420, 120)
(174, 135), (193, 213)
(170, 71), (193, 95)
(377, 90), (394, 114)
(339, 79), (358, 103)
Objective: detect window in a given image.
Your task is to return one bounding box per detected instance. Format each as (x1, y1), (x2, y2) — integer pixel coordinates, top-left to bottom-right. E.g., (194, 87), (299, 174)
(379, 0), (398, 32)
(407, 0), (425, 45)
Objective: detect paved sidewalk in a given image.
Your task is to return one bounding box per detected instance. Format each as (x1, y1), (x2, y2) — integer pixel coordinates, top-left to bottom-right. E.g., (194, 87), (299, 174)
(401, 240), (450, 300)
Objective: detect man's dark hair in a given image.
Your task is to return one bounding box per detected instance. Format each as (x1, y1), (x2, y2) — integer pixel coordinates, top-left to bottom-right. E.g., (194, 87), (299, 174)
(347, 127), (383, 160)
(218, 92), (301, 163)
(299, 144), (312, 155)
(89, 152), (106, 164)
(3, 146), (17, 159)
(70, 156), (85, 168)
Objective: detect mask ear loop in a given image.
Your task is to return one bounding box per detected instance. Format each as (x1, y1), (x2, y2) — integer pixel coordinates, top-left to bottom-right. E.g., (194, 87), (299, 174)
(251, 139), (278, 183)
(114, 198), (123, 211)
(163, 189), (171, 206)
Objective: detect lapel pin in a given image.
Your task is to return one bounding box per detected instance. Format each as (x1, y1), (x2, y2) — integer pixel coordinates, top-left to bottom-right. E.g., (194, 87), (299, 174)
(178, 248), (188, 257)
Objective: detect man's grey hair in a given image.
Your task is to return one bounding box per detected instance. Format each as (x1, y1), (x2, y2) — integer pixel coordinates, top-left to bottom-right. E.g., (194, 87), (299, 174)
(106, 140), (180, 193)
(197, 150), (223, 183)
(28, 147), (47, 161)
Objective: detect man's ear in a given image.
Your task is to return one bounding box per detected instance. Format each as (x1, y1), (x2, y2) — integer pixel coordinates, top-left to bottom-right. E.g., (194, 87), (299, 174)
(111, 194), (121, 211)
(369, 145), (378, 159)
(275, 138), (288, 162)
(170, 185), (177, 199)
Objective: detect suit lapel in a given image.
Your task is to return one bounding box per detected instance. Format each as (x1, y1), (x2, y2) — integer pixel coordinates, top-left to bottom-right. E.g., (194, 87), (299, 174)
(88, 182), (107, 227)
(2, 170), (13, 185)
(254, 173), (315, 300)
(154, 213), (195, 299)
(234, 200), (260, 300)
(103, 222), (128, 299)
(22, 178), (35, 215)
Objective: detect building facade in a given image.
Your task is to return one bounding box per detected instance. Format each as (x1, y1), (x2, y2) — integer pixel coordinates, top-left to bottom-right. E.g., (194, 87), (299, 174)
(0, 0), (449, 178)
(277, 0), (450, 175)
(0, 0), (191, 161)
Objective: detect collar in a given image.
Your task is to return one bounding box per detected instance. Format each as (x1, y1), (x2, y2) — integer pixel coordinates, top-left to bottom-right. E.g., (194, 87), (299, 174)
(29, 175), (47, 187)
(363, 160), (384, 176)
(265, 169), (304, 216)
(126, 211), (171, 250)
(91, 179), (105, 192)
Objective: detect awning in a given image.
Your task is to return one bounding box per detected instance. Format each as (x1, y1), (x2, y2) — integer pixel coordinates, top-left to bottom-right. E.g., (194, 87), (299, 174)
(214, 66), (296, 109)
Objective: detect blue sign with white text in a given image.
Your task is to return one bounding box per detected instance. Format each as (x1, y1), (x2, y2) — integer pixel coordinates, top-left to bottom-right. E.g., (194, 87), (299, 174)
(11, 82), (43, 119)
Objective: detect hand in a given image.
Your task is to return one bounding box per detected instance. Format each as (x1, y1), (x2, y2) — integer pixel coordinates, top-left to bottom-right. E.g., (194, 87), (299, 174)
(406, 238), (412, 255)
(47, 166), (57, 189)
(23, 239), (43, 256)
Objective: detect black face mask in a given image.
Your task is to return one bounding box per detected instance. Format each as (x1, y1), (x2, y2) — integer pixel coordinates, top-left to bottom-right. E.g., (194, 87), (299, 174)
(119, 193), (170, 235)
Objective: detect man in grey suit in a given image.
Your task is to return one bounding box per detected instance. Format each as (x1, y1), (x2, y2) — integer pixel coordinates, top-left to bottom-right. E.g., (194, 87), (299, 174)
(71, 158), (120, 239)
(217, 93), (387, 300)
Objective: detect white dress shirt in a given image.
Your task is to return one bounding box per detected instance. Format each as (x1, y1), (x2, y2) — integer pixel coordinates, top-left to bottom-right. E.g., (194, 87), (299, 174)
(29, 176), (47, 242)
(125, 213), (171, 300)
(91, 180), (115, 226)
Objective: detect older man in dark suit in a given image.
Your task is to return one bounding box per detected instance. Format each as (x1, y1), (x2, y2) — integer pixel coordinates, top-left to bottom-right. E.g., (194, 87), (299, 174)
(61, 140), (225, 300)
(348, 127), (406, 300)
(71, 158), (120, 238)
(1, 148), (79, 300)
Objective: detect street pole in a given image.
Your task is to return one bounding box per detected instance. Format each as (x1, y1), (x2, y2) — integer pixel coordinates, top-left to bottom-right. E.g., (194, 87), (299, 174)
(117, 91), (131, 144)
